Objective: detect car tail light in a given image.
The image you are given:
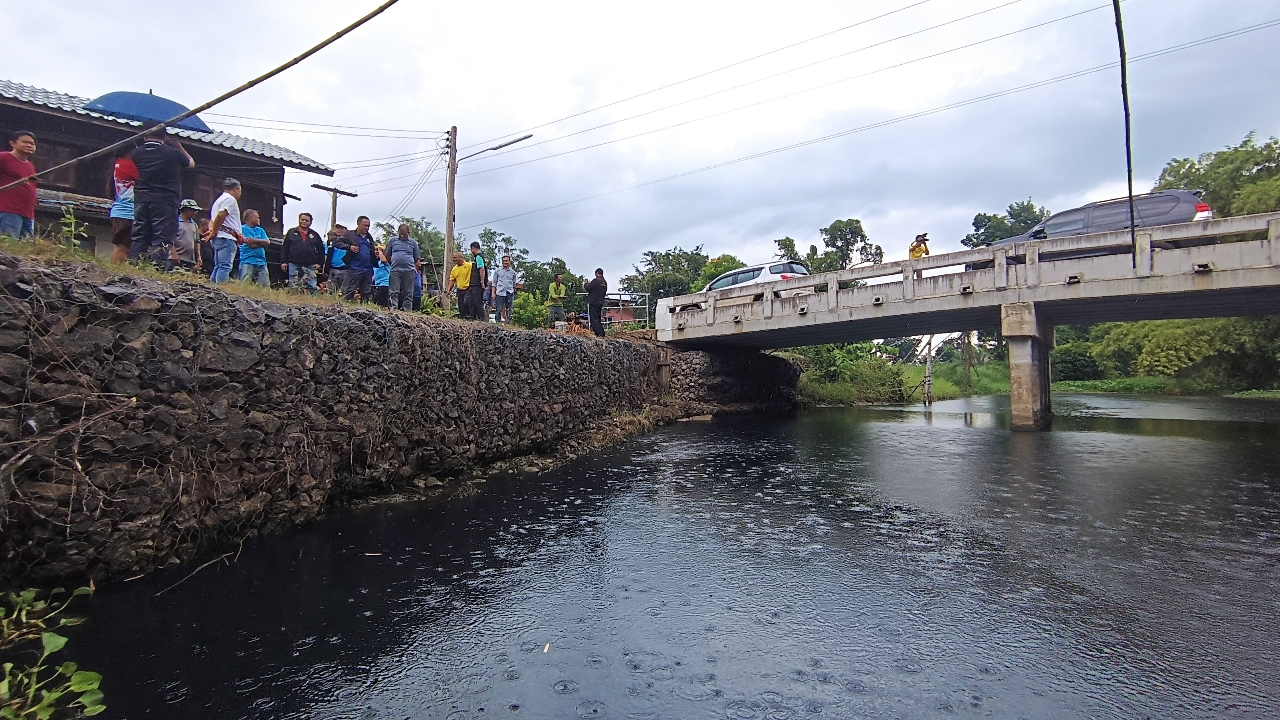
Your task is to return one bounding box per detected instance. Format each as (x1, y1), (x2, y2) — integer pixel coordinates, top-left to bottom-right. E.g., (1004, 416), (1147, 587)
(779, 274), (795, 280)
(1195, 203), (1211, 213)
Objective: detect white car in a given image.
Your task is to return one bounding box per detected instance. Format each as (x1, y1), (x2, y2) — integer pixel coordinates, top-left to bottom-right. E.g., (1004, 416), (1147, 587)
(678, 261), (812, 310)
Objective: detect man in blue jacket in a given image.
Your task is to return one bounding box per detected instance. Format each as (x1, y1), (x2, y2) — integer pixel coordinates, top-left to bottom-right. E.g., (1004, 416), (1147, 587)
(334, 216), (375, 302)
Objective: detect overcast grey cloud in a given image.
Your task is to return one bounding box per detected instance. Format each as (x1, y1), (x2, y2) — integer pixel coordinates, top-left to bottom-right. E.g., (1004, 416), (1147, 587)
(9, 0), (1279, 272)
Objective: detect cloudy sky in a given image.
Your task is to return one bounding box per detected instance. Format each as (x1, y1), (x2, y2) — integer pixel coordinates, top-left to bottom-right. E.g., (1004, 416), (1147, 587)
(11, 0), (1280, 272)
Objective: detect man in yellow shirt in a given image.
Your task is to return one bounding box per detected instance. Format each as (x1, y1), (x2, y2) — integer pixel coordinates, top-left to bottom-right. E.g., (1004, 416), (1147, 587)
(909, 233), (930, 260)
(445, 251), (473, 318)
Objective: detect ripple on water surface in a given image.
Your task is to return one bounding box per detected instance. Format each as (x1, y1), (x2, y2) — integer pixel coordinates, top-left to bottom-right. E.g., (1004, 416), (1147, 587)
(66, 396), (1280, 719)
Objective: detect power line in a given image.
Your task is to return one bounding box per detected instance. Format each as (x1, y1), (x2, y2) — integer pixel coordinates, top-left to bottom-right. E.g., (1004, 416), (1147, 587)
(0, 0), (404, 193)
(457, 19), (1280, 231)
(208, 122), (446, 139)
(463, 0), (1032, 166)
(458, 0), (939, 150)
(205, 112), (446, 133)
(351, 2), (1116, 193)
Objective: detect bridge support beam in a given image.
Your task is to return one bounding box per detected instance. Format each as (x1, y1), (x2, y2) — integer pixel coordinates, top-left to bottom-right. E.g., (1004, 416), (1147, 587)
(1002, 302), (1052, 431)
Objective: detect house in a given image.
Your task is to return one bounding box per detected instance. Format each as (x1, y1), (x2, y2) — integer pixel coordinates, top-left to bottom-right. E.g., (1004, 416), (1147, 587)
(0, 79), (333, 258)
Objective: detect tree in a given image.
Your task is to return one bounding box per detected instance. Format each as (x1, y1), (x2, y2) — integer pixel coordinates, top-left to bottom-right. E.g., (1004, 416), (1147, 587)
(476, 227), (530, 269)
(620, 245), (710, 319)
(1155, 132), (1280, 217)
(961, 199), (1049, 248)
(694, 254), (746, 290)
(821, 218), (882, 267)
(373, 216), (447, 286)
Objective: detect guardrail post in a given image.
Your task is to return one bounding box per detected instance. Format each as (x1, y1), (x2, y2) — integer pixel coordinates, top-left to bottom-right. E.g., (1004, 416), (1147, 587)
(1135, 231), (1153, 277)
(902, 262), (915, 300)
(705, 295), (716, 325)
(994, 249), (1008, 290)
(1025, 244), (1040, 288)
(1002, 302), (1052, 430)
(1269, 219), (1280, 266)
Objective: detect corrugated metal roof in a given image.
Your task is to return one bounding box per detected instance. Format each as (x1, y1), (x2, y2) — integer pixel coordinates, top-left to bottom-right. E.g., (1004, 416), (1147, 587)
(0, 79), (333, 175)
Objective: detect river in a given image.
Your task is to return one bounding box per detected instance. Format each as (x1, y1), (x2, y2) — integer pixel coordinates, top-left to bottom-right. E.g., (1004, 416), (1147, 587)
(68, 394), (1280, 719)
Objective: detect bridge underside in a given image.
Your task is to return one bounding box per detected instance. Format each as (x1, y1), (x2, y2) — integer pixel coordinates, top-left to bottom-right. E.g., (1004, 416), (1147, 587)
(663, 285), (1280, 350)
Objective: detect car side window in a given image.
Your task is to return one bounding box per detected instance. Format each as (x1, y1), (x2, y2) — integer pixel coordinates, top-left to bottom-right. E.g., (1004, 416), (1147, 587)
(737, 268), (762, 284)
(1088, 203), (1133, 230)
(1044, 209), (1087, 236)
(708, 274), (737, 290)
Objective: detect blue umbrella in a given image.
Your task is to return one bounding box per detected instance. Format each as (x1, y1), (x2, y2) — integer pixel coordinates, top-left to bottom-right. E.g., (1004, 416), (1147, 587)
(82, 91), (213, 133)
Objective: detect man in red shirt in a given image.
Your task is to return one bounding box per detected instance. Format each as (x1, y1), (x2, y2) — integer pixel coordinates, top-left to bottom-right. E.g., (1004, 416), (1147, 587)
(0, 131), (37, 239)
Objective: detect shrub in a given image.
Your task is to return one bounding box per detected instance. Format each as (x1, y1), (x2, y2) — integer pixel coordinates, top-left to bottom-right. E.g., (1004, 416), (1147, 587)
(511, 292), (545, 330)
(1051, 342), (1103, 381)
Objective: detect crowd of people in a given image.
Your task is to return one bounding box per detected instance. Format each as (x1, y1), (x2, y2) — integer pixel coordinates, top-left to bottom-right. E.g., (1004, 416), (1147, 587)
(0, 126), (618, 334)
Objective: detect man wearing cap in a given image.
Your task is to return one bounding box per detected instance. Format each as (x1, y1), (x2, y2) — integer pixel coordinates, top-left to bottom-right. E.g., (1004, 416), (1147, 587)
(170, 199), (202, 271)
(281, 212), (325, 293)
(129, 123), (195, 260)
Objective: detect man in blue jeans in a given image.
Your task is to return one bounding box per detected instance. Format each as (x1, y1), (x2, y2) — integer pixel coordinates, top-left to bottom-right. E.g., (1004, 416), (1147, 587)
(237, 209), (271, 286)
(204, 178), (245, 283)
(0, 131), (39, 240)
(334, 216), (375, 302)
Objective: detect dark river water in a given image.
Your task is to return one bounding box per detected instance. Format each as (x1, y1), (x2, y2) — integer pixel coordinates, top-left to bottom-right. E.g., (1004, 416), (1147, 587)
(69, 394), (1280, 719)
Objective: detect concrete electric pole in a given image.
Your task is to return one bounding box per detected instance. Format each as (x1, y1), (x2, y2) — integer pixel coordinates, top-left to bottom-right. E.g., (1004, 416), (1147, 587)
(311, 183), (358, 232)
(443, 126), (459, 311)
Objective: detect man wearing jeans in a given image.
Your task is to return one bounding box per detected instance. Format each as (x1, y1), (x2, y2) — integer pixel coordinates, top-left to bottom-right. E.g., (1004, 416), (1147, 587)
(237, 209), (271, 286)
(325, 224), (348, 294)
(491, 255), (520, 322)
(386, 223), (421, 311)
(281, 212), (324, 293)
(129, 124), (194, 260)
(335, 216), (375, 302)
(0, 131), (38, 239)
(204, 178), (245, 284)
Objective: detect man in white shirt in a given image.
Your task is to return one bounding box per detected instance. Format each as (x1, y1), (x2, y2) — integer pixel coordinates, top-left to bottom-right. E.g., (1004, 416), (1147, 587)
(203, 178), (245, 284)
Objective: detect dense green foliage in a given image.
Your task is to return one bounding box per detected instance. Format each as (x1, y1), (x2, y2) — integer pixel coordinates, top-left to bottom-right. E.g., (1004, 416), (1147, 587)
(693, 254), (746, 290)
(789, 343), (905, 404)
(961, 199), (1050, 248)
(1082, 318), (1280, 392)
(1155, 132), (1280, 217)
(0, 587), (104, 718)
(511, 292), (545, 329)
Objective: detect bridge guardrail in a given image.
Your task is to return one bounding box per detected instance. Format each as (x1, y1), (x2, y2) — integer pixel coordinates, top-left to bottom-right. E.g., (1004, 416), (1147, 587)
(659, 211), (1280, 316)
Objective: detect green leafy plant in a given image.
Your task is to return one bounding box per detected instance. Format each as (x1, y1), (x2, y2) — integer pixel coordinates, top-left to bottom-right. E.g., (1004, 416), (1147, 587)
(0, 587), (104, 718)
(56, 208), (88, 250)
(511, 292), (545, 330)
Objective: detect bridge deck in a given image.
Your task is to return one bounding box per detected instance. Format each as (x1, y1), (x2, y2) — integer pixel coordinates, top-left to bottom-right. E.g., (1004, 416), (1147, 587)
(656, 212), (1280, 349)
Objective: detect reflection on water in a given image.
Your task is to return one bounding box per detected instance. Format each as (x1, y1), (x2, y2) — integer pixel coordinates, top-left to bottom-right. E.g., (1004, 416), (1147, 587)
(69, 395), (1280, 719)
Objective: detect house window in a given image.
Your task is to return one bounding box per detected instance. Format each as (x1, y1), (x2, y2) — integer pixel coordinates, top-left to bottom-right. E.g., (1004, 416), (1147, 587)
(36, 143), (78, 190)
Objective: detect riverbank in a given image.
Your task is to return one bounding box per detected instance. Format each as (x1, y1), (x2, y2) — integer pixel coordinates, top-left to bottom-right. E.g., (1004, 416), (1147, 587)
(0, 253), (798, 587)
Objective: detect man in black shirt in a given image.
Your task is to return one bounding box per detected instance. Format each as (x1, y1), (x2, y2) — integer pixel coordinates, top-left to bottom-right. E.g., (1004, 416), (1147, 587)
(128, 124), (194, 261)
(280, 212), (325, 293)
(584, 268), (608, 337)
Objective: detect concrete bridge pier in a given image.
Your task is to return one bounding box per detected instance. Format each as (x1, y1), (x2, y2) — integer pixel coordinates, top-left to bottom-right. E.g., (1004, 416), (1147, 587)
(1002, 302), (1052, 431)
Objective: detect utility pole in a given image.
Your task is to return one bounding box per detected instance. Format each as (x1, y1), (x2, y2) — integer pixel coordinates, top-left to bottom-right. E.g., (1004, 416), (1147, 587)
(1111, 0), (1138, 263)
(923, 335), (934, 406)
(311, 183), (358, 232)
(442, 126), (458, 311)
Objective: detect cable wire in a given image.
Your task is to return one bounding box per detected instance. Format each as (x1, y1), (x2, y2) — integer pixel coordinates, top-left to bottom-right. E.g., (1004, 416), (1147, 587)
(458, 0), (939, 150)
(457, 19), (1280, 230)
(0, 0), (403, 192)
(205, 112), (446, 133)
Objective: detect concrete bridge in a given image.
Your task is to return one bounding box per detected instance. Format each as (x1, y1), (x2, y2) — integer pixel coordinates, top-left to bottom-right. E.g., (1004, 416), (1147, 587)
(656, 212), (1280, 430)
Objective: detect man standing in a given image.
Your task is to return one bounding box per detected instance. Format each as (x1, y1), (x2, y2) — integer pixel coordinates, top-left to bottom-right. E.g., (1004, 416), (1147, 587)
(336, 215), (375, 302)
(0, 131), (38, 240)
(280, 212), (324, 293)
(204, 178), (245, 284)
(325, 224), (348, 294)
(584, 268), (608, 337)
(386, 223), (421, 311)
(108, 146), (137, 263)
(444, 251), (472, 318)
(490, 255), (520, 323)
(467, 241), (488, 321)
(238, 209), (271, 286)
(547, 273), (568, 326)
(171, 199), (202, 271)
(129, 124), (195, 260)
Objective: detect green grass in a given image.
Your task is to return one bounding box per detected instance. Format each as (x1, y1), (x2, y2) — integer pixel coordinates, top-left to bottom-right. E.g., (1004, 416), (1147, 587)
(1051, 377), (1176, 394)
(1226, 389), (1280, 400)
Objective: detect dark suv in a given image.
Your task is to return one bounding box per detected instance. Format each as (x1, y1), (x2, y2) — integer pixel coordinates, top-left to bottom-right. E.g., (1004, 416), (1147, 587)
(992, 189), (1212, 246)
